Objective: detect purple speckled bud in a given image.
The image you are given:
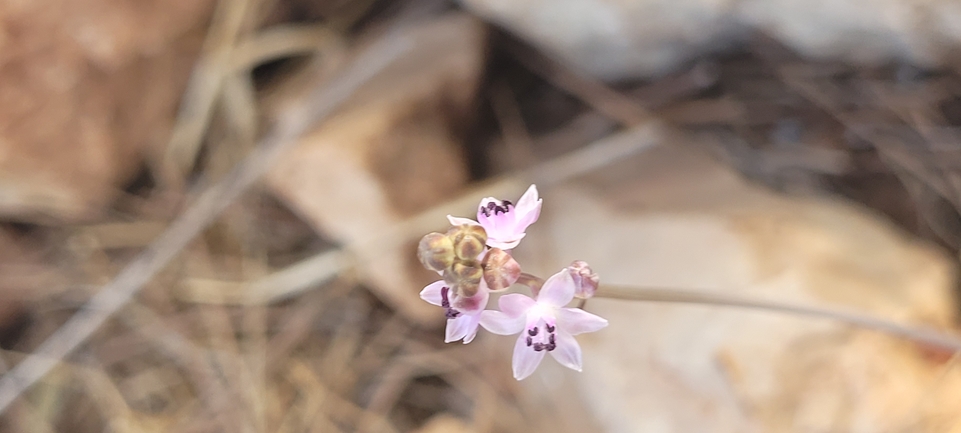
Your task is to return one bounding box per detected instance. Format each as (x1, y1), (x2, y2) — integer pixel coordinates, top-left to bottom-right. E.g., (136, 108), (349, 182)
(482, 248), (521, 292)
(567, 260), (599, 299)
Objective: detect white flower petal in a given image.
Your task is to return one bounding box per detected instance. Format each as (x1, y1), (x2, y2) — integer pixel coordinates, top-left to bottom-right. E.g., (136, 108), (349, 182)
(476, 198), (507, 234)
(462, 315), (482, 344)
(447, 215), (480, 227)
(445, 315), (473, 343)
(518, 203), (541, 230)
(419, 280), (447, 307)
(549, 331), (583, 372)
(498, 294), (536, 318)
(480, 310), (525, 335)
(515, 185), (539, 215)
(537, 270), (575, 308)
(486, 235), (524, 250)
(453, 286), (490, 313)
(480, 210), (512, 237)
(556, 308), (608, 335)
(512, 335), (545, 380)
(476, 207), (494, 230)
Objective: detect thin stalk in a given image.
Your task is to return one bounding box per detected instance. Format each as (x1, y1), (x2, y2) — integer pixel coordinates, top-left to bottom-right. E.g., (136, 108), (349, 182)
(596, 285), (961, 353)
(516, 273), (544, 296)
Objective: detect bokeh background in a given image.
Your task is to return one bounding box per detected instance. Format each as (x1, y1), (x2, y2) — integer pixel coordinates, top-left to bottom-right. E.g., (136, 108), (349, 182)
(3, 0), (961, 431)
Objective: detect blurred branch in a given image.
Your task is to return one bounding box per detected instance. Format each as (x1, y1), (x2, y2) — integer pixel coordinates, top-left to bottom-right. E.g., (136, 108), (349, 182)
(0, 33), (414, 416)
(160, 0), (345, 187)
(597, 285), (961, 353)
(502, 41), (650, 126)
(175, 122), (666, 305)
(160, 0), (259, 186)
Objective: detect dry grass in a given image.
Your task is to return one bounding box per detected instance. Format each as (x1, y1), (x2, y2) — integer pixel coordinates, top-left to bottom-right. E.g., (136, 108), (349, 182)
(4, 1), (961, 432)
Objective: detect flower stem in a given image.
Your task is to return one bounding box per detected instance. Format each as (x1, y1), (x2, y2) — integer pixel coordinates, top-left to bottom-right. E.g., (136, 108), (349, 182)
(517, 273), (544, 296)
(596, 285), (961, 353)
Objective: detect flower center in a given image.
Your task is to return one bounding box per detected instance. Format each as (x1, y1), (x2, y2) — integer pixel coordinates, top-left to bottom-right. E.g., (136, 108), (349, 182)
(525, 322), (557, 352)
(440, 286), (461, 319)
(480, 200), (513, 218)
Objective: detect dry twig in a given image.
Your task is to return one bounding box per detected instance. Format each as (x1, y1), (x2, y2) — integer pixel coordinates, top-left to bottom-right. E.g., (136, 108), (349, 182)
(0, 34), (414, 415)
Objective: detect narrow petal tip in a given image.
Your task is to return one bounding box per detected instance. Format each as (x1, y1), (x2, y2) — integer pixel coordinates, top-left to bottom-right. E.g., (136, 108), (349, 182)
(419, 280), (447, 306)
(537, 269), (577, 308)
(447, 215), (480, 227)
(485, 235), (524, 251)
(512, 335), (546, 380)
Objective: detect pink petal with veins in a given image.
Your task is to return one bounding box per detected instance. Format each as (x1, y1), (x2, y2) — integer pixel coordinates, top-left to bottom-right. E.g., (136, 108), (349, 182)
(419, 280), (447, 307)
(475, 185), (542, 250)
(480, 310), (525, 335)
(512, 334), (546, 380)
(555, 308), (608, 335)
(498, 293), (536, 317)
(537, 271), (575, 308)
(445, 314), (475, 343)
(548, 331), (583, 371)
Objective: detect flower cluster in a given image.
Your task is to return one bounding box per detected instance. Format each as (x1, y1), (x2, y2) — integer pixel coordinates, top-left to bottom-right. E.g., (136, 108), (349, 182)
(417, 185), (607, 380)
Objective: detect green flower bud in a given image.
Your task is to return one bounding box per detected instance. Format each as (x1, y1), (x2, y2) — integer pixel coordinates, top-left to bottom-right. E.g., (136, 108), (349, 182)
(417, 232), (454, 272)
(447, 224), (488, 261)
(444, 261), (483, 297)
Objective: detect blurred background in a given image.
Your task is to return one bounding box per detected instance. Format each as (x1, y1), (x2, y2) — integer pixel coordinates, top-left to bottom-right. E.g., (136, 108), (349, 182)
(4, 0), (961, 431)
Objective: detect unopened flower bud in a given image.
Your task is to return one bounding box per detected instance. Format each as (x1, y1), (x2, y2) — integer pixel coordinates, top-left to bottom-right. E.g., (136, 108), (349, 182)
(444, 261), (483, 297)
(447, 225), (488, 261)
(482, 248), (521, 292)
(567, 260), (599, 299)
(417, 233), (455, 272)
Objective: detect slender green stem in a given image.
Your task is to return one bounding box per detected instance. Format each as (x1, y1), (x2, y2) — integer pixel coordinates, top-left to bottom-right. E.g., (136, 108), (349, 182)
(596, 285), (961, 353)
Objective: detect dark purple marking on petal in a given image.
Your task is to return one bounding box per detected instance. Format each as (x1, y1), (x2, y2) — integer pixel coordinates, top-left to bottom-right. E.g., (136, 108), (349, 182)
(526, 323), (559, 352)
(479, 200), (514, 217)
(440, 287), (451, 308)
(440, 286), (461, 318)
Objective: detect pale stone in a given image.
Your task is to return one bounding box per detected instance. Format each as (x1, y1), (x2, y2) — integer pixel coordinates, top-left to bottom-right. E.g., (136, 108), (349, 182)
(464, 0), (741, 80)
(510, 143), (961, 432)
(463, 0), (961, 81)
(414, 414), (475, 433)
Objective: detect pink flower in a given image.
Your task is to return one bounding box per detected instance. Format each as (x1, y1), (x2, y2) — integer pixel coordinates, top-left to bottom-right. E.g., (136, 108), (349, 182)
(479, 269), (608, 380)
(447, 184), (542, 250)
(420, 280), (490, 344)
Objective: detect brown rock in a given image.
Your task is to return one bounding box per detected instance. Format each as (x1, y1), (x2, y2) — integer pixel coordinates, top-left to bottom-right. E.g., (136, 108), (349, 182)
(0, 0), (214, 221)
(266, 14), (486, 323)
